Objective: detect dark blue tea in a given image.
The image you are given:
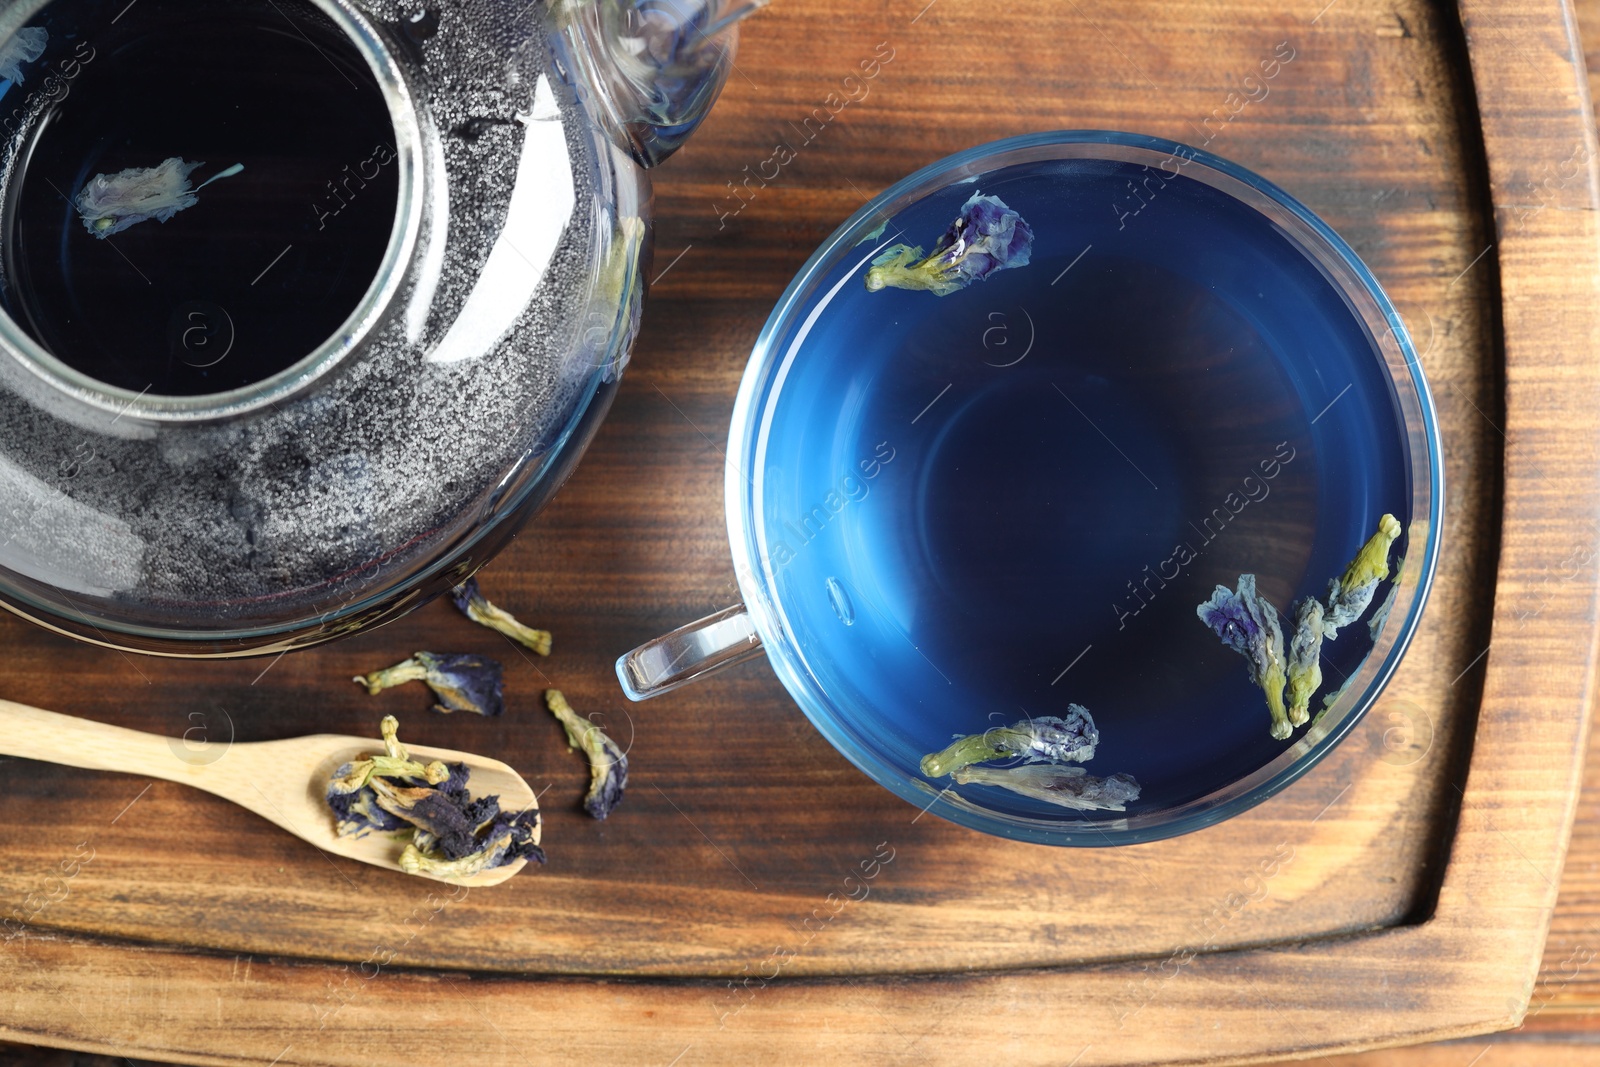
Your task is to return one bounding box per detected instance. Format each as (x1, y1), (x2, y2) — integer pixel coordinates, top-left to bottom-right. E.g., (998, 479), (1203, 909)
(756, 157), (1412, 817)
(0, 0), (398, 395)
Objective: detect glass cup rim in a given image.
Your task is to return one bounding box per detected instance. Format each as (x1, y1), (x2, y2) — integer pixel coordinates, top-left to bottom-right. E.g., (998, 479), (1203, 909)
(725, 129), (1444, 846)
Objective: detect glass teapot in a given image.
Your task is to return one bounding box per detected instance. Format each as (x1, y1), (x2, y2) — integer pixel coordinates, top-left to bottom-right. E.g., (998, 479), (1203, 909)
(0, 0), (754, 654)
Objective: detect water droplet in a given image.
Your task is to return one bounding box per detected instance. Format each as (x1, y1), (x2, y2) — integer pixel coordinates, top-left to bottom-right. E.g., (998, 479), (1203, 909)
(825, 576), (856, 626)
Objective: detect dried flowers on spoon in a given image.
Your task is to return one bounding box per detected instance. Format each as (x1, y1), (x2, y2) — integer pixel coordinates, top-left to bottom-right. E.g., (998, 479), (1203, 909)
(864, 192), (1034, 296)
(325, 715), (544, 880)
(919, 705), (1098, 778)
(355, 651), (505, 716)
(325, 715), (452, 838)
(75, 159), (245, 238)
(545, 689), (628, 820)
(450, 576), (552, 656)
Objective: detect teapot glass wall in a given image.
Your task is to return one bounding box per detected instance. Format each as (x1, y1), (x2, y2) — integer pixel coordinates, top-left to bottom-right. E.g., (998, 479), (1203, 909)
(0, 0), (743, 654)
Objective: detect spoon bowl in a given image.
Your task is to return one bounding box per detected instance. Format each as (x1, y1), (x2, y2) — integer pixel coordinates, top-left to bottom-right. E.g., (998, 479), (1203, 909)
(0, 699), (539, 887)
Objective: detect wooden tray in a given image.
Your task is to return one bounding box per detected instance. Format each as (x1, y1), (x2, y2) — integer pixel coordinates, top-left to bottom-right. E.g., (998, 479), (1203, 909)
(2, 0), (1598, 1062)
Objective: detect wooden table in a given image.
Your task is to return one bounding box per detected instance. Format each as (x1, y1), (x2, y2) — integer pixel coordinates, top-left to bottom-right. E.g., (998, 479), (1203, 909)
(4, 0), (1600, 1063)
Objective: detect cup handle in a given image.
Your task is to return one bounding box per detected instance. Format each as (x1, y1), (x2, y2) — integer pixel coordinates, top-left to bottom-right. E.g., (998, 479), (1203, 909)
(615, 603), (765, 700)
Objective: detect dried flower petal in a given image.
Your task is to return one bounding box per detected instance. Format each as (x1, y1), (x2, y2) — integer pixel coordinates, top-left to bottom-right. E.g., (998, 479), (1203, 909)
(74, 158), (244, 239)
(1323, 513), (1402, 637)
(0, 26), (47, 85)
(855, 218), (890, 246)
(951, 764), (1141, 812)
(400, 809), (543, 878)
(919, 705), (1098, 778)
(325, 715), (453, 836)
(545, 689), (628, 819)
(1285, 597), (1324, 728)
(449, 577), (552, 656)
(864, 192), (1034, 296)
(325, 716), (543, 878)
(354, 651), (505, 716)
(1368, 556), (1403, 641)
(1197, 574), (1290, 740)
(370, 771), (483, 856)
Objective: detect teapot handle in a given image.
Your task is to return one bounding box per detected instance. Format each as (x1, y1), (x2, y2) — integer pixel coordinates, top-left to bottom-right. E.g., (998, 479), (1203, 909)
(616, 603), (765, 700)
(548, 0), (767, 167)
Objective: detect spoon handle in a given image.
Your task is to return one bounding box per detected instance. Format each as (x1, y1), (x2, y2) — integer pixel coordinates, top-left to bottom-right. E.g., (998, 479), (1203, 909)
(0, 698), (208, 785)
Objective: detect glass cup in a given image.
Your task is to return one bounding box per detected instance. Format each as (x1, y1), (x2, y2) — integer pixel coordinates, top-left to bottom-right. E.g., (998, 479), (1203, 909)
(617, 131), (1442, 845)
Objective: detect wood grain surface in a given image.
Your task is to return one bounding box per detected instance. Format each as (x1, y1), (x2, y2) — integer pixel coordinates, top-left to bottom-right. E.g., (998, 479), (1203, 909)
(0, 0), (1596, 1063)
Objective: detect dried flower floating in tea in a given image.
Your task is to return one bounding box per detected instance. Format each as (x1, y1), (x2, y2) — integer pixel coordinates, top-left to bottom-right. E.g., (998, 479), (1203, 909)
(0, 26), (46, 85)
(1285, 597), (1325, 728)
(449, 577), (552, 656)
(950, 765), (1142, 812)
(545, 689), (628, 820)
(1199, 514), (1404, 739)
(74, 159), (245, 238)
(919, 705), (1099, 778)
(1197, 574), (1292, 740)
(1368, 568), (1402, 641)
(921, 705), (1139, 813)
(354, 651), (505, 716)
(855, 218), (890, 246)
(325, 716), (544, 880)
(864, 192), (1034, 296)
(1323, 514), (1403, 638)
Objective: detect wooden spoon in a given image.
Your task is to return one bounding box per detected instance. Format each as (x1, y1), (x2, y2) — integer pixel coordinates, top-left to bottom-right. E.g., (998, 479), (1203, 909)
(0, 699), (538, 887)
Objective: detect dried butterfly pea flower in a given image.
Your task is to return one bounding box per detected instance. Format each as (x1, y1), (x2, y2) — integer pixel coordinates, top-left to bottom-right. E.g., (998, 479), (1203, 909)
(1313, 551), (1403, 725)
(1200, 515), (1405, 739)
(864, 192), (1034, 296)
(327, 713), (452, 792)
(1368, 573), (1401, 641)
(1321, 671), (1358, 715)
(325, 714), (452, 838)
(545, 689), (628, 819)
(951, 764), (1141, 812)
(380, 772), (542, 875)
(1285, 597), (1325, 728)
(919, 705), (1099, 779)
(368, 771), (480, 852)
(854, 218), (890, 246)
(74, 159), (244, 238)
(1323, 513), (1402, 637)
(400, 809), (542, 879)
(354, 651), (505, 716)
(1197, 574), (1290, 740)
(325, 716), (544, 879)
(449, 577), (551, 656)
(0, 26), (46, 85)
(326, 786), (405, 838)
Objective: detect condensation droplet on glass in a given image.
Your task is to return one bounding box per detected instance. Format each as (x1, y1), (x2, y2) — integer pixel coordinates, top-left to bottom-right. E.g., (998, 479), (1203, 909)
(825, 576), (855, 626)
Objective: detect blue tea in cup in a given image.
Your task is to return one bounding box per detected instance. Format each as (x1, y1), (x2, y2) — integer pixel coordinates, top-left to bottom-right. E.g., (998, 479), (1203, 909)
(620, 131), (1441, 845)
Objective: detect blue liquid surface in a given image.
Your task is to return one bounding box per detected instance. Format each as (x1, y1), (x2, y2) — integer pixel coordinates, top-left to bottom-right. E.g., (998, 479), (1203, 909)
(752, 157), (1412, 819)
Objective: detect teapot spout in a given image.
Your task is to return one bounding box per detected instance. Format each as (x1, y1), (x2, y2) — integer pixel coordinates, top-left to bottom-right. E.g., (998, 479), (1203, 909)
(547, 0), (764, 168)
